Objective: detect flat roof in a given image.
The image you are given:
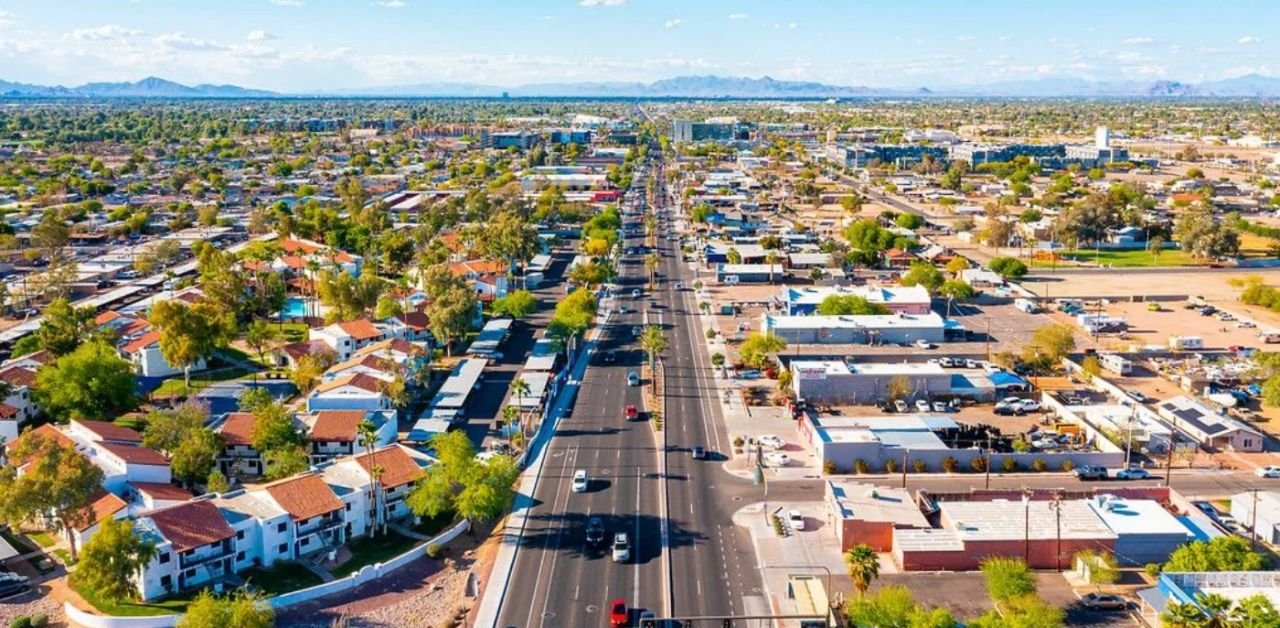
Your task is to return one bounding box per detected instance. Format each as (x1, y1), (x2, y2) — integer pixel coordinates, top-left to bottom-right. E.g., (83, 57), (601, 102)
(513, 372), (551, 410)
(1086, 496), (1191, 537)
(893, 528), (966, 552)
(941, 499), (1117, 542)
(765, 313), (946, 331)
(1163, 572), (1280, 607)
(431, 358), (486, 409)
(828, 481), (931, 528)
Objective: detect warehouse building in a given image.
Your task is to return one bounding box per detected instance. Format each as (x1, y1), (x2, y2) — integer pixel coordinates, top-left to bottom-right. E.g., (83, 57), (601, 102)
(762, 313), (947, 345)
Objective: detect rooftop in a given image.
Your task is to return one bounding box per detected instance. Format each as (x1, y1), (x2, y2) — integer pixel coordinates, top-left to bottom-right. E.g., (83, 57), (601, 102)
(827, 481), (931, 528)
(940, 499), (1118, 542)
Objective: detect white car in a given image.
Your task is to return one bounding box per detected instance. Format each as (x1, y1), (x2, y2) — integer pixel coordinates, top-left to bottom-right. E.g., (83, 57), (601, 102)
(965, 359), (979, 369)
(1017, 399), (1042, 412)
(893, 399), (909, 413)
(932, 401), (950, 413)
(938, 357), (955, 368)
(1114, 467), (1150, 480)
(787, 510), (806, 531)
(572, 469), (589, 493)
(915, 399), (930, 412)
(611, 532), (630, 562)
(764, 452), (791, 467)
(758, 435), (785, 449)
(915, 339), (934, 349)
(1256, 466), (1280, 479)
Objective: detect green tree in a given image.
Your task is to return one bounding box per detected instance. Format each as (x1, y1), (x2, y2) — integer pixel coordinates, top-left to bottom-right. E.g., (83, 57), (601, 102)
(316, 269), (385, 323)
(0, 431), (105, 560)
(250, 399), (304, 454)
(901, 261), (945, 294)
(887, 374), (912, 401)
(426, 285), (477, 356)
(1080, 355), (1103, 380)
(989, 256), (1029, 279)
(35, 339), (139, 421)
(1164, 536), (1270, 572)
(945, 257), (970, 275)
(1230, 594), (1280, 628)
(979, 557), (1036, 602)
(816, 294), (890, 316)
(244, 319), (281, 365)
(263, 445), (310, 481)
(491, 290), (538, 319)
(35, 297), (94, 356)
(170, 428), (223, 488)
(640, 325), (668, 369)
(150, 300), (236, 386)
(895, 213), (924, 230)
(847, 585), (958, 628)
(1022, 323), (1076, 368)
(69, 518), (156, 604)
(939, 280), (976, 300)
(547, 288), (598, 341)
(177, 589), (274, 628)
(739, 332), (786, 370)
(845, 544), (880, 597)
(358, 419), (383, 538)
(206, 468), (232, 493)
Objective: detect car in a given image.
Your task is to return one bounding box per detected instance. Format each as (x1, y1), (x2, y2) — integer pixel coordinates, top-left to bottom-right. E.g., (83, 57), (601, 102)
(625, 404), (639, 420)
(603, 350), (617, 364)
(758, 435), (785, 449)
(610, 599), (629, 627)
(585, 516), (606, 547)
(572, 469), (589, 492)
(691, 445), (706, 460)
(1126, 390), (1150, 403)
(894, 399), (909, 413)
(1017, 400), (1042, 412)
(1200, 308), (1216, 317)
(1079, 593), (1128, 611)
(1256, 465), (1280, 478)
(932, 401), (950, 412)
(673, 281), (683, 290)
(1114, 467), (1150, 480)
(787, 510), (806, 531)
(631, 289), (642, 298)
(1237, 321), (1257, 328)
(0, 572), (30, 600)
(1073, 465), (1108, 481)
(915, 339), (934, 349)
(915, 399), (930, 412)
(638, 610), (657, 625)
(764, 452), (791, 467)
(618, 304), (630, 314)
(994, 404), (1023, 416)
(612, 532), (631, 562)
(627, 371), (640, 386)
(938, 357), (955, 368)
(964, 359), (979, 369)
(1218, 312), (1235, 321)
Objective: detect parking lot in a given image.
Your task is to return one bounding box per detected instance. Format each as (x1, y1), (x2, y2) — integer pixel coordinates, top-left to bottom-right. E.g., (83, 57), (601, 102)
(1046, 299), (1270, 352)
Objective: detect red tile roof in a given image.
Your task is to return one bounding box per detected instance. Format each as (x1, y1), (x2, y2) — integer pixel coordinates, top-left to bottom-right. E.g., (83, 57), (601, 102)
(354, 446), (425, 488)
(308, 410), (368, 443)
(0, 366), (37, 388)
(336, 319), (382, 341)
(97, 441), (169, 466)
(217, 412), (256, 447)
(394, 311), (430, 331)
(0, 404), (18, 419)
(4, 424), (75, 457)
(146, 500), (234, 552)
(314, 372), (385, 395)
(74, 419), (143, 444)
(264, 473), (342, 521)
(130, 482), (194, 502)
(74, 491), (128, 532)
(121, 330), (162, 354)
(281, 340), (329, 361)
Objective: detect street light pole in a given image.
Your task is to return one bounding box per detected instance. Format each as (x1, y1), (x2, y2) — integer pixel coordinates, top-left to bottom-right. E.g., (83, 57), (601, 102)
(1022, 489), (1032, 566)
(985, 434), (993, 489)
(901, 448), (909, 489)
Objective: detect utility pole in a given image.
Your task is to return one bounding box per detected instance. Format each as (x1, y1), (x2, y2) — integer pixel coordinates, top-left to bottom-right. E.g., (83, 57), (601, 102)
(1164, 439), (1176, 487)
(985, 434), (993, 489)
(901, 448), (909, 488)
(984, 319), (992, 361)
(1250, 489), (1260, 544)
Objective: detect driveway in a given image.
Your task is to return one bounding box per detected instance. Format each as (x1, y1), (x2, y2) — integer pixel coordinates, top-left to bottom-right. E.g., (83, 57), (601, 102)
(197, 379), (296, 416)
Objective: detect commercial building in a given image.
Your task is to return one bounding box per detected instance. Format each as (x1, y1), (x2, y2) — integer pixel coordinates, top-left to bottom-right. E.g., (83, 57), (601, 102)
(825, 481), (931, 552)
(789, 361), (954, 405)
(1229, 490), (1280, 544)
(1139, 572), (1280, 627)
(762, 312), (947, 345)
(1156, 396), (1265, 452)
(671, 119), (741, 142)
(777, 285), (932, 316)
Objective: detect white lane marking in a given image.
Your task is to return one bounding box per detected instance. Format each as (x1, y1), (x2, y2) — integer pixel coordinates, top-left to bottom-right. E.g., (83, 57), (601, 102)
(528, 445), (579, 628)
(634, 463), (642, 607)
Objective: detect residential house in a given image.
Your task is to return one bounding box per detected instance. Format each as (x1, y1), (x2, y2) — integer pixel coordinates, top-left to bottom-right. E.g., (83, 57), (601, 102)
(0, 363), (40, 442)
(382, 310), (432, 343)
(71, 491), (129, 551)
(122, 330), (205, 379)
(1156, 396), (1265, 452)
(129, 482), (193, 512)
(445, 259), (510, 301)
(302, 409), (397, 463)
(214, 412), (263, 477)
(261, 473), (348, 561)
(135, 500), (238, 601)
(324, 445), (428, 533)
(90, 441), (172, 493)
(306, 373), (393, 413)
(311, 319), (387, 361)
(276, 238), (361, 276)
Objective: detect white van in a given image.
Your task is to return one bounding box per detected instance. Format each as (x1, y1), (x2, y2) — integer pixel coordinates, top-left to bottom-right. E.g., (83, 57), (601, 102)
(1261, 330), (1280, 344)
(1014, 298), (1039, 314)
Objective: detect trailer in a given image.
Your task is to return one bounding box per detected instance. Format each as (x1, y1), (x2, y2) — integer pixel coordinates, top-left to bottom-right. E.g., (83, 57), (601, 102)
(1014, 298), (1039, 314)
(1168, 335), (1205, 350)
(1099, 353), (1133, 375)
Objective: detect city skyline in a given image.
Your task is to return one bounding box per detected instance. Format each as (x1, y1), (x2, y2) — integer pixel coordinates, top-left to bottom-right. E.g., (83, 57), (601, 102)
(0, 0), (1276, 92)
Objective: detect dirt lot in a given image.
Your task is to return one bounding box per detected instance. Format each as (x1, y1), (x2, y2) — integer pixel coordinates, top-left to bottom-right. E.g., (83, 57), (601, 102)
(1044, 300), (1270, 352)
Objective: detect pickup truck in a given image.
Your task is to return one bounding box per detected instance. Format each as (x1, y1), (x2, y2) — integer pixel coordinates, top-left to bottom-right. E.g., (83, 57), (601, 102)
(1073, 465), (1108, 481)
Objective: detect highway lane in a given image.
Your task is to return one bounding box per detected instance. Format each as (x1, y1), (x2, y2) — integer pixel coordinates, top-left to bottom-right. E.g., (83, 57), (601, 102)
(495, 170), (665, 628)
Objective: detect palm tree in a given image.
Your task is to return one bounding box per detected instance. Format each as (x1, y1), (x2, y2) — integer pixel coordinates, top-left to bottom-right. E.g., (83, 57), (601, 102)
(645, 252), (660, 287)
(844, 544), (880, 598)
(640, 325), (668, 371)
(765, 250), (780, 284)
(500, 405), (520, 445)
(510, 377), (533, 437)
(357, 419), (381, 538)
(1162, 601), (1210, 628)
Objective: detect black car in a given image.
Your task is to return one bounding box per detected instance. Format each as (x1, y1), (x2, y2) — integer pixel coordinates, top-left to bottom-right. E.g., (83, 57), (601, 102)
(0, 572), (30, 600)
(602, 351), (617, 364)
(585, 516), (606, 547)
(691, 445), (706, 459)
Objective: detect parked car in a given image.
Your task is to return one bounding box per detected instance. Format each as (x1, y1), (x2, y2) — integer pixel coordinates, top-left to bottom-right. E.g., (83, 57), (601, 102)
(586, 516), (606, 547)
(787, 510), (806, 531)
(1237, 321), (1257, 329)
(932, 401), (950, 412)
(764, 452), (791, 467)
(894, 399), (909, 413)
(994, 404), (1023, 416)
(758, 435), (785, 449)
(915, 399), (930, 412)
(1126, 390), (1150, 403)
(964, 359), (979, 368)
(572, 469), (589, 492)
(610, 599), (629, 627)
(1114, 467), (1150, 480)
(612, 532), (631, 562)
(631, 289), (642, 298)
(915, 339), (934, 349)
(1080, 593), (1128, 611)
(1073, 465), (1108, 481)
(602, 350), (617, 364)
(1256, 465), (1280, 479)
(624, 404), (639, 420)
(1017, 399), (1042, 412)
(938, 357), (955, 367)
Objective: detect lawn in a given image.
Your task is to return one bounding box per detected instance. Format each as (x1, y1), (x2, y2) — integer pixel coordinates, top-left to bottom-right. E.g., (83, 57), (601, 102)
(1032, 248), (1201, 268)
(74, 582), (193, 617)
(26, 530), (57, 548)
(240, 562), (324, 596)
(152, 367), (251, 396)
(53, 548), (75, 566)
(331, 532), (420, 578)
(279, 322), (309, 344)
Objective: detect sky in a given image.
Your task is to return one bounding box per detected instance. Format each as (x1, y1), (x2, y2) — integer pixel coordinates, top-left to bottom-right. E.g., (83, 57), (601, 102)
(0, 0), (1276, 92)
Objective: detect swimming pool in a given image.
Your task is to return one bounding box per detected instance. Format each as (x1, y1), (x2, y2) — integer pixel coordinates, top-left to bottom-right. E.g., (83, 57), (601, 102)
(281, 297), (308, 318)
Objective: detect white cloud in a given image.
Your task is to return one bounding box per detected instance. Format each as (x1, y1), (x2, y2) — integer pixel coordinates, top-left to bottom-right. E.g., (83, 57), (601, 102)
(68, 25), (144, 41)
(727, 13), (749, 20)
(1123, 37), (1154, 45)
(578, 0), (625, 6)
(664, 18), (683, 28)
(374, 0), (407, 7)
(0, 11), (16, 29)
(154, 32), (228, 52)
(1238, 35), (1261, 45)
(955, 35), (975, 42)
(269, 0), (303, 6)
(247, 29), (275, 41)
(788, 22), (798, 30)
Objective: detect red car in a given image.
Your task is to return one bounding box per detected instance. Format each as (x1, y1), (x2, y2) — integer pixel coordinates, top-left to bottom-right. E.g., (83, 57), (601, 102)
(624, 404), (639, 420)
(609, 598), (628, 627)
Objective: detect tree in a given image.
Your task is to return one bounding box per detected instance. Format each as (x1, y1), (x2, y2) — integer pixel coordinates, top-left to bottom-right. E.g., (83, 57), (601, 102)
(816, 294), (890, 316)
(1230, 595), (1280, 628)
(69, 518), (156, 604)
(1022, 323), (1076, 368)
(170, 427), (223, 488)
(150, 300), (236, 386)
(939, 280), (976, 300)
(407, 431), (517, 525)
(945, 257), (970, 275)
(244, 320), (281, 365)
(491, 290), (537, 319)
(645, 252), (661, 285)
(895, 213), (924, 230)
(32, 211), (69, 260)
(289, 351), (334, 393)
(427, 285), (477, 356)
(640, 325), (669, 369)
(35, 339), (138, 421)
(901, 261), (945, 294)
(206, 468), (232, 493)
(250, 399), (304, 454)
(847, 585), (958, 628)
(0, 431), (105, 560)
(738, 332), (786, 370)
(1175, 207), (1240, 260)
(547, 288), (597, 341)
(887, 374), (912, 401)
(979, 557), (1036, 602)
(316, 269), (385, 323)
(988, 256), (1028, 280)
(35, 297), (94, 356)
(263, 445), (310, 481)
(1164, 536), (1270, 572)
(358, 419), (382, 538)
(845, 544), (880, 597)
(1080, 355), (1103, 380)
(177, 589), (274, 628)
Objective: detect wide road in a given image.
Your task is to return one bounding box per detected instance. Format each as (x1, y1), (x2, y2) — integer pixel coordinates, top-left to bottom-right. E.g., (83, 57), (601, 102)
(495, 169), (665, 627)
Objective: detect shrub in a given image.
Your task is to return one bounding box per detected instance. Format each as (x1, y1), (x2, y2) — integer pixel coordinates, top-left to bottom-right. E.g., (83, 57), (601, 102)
(426, 544), (443, 559)
(979, 557), (1037, 602)
(913, 459), (927, 473)
(1061, 460), (1076, 472)
(1145, 563), (1162, 579)
(966, 456), (984, 473)
(854, 459), (870, 474)
(10, 616), (31, 628)
(29, 617), (46, 628)
(770, 514), (785, 536)
(1031, 458), (1047, 472)
(823, 460), (838, 475)
(884, 458), (899, 474)
(1002, 457), (1019, 472)
(705, 328), (718, 340)
(733, 436), (745, 449)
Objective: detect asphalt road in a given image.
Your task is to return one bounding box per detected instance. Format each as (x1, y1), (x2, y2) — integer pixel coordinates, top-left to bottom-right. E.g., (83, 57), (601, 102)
(495, 168), (665, 628)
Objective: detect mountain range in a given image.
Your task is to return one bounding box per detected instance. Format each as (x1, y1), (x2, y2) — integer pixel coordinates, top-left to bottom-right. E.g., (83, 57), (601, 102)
(5, 74), (1280, 98)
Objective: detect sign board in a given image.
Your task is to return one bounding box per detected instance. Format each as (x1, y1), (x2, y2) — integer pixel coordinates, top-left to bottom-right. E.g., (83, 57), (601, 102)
(796, 366), (828, 381)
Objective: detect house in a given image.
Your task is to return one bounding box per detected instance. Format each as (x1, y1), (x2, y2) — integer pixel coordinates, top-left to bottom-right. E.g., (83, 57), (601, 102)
(323, 444), (429, 532)
(276, 238), (361, 276)
(214, 412), (264, 477)
(130, 482), (193, 512)
(883, 248), (918, 269)
(66, 419), (143, 445)
(135, 500), (238, 601)
(960, 268), (1005, 288)
(323, 354), (398, 384)
(352, 339), (428, 379)
(445, 259), (510, 300)
(90, 441), (172, 493)
(122, 330), (206, 379)
(1108, 226), (1146, 246)
(276, 339), (336, 369)
(383, 311), (432, 343)
(306, 373), (392, 413)
(261, 473), (348, 561)
(826, 481), (930, 552)
(0, 364), (40, 442)
(311, 319), (387, 361)
(1156, 395), (1265, 452)
(71, 491), (129, 550)
(302, 409), (397, 463)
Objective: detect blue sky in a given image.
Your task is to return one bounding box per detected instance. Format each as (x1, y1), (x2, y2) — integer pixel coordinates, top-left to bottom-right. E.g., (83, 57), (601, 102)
(0, 0), (1275, 91)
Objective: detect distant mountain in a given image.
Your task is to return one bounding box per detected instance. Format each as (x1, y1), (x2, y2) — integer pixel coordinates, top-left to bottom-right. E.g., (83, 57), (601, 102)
(333, 75), (904, 98)
(0, 76), (275, 98)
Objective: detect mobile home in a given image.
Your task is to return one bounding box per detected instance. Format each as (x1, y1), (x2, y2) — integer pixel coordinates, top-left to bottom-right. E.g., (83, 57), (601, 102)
(1168, 335), (1204, 351)
(1099, 353), (1133, 376)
